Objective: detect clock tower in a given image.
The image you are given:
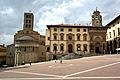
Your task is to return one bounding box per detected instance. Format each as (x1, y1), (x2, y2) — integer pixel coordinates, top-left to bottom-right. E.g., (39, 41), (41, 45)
(92, 8), (102, 26)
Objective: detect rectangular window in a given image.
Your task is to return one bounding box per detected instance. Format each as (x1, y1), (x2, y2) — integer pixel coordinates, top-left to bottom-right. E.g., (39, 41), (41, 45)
(68, 29), (72, 32)
(109, 32), (111, 38)
(29, 20), (31, 23)
(113, 30), (115, 36)
(54, 28), (57, 31)
(83, 29), (86, 32)
(77, 29), (80, 32)
(26, 15), (31, 18)
(26, 15), (29, 18)
(48, 37), (50, 40)
(26, 20), (28, 23)
(118, 28), (120, 36)
(60, 28), (64, 31)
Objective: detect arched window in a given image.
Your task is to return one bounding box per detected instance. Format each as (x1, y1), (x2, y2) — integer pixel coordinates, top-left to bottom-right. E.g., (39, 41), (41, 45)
(47, 47), (50, 52)
(76, 34), (81, 40)
(67, 33), (74, 40)
(77, 44), (81, 51)
(60, 44), (64, 51)
(68, 35), (72, 40)
(53, 44), (57, 51)
(60, 33), (64, 40)
(83, 34), (87, 41)
(83, 44), (87, 51)
(53, 33), (57, 40)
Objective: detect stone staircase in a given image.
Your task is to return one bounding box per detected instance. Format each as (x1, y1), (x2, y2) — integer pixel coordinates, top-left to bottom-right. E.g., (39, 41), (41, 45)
(60, 53), (82, 60)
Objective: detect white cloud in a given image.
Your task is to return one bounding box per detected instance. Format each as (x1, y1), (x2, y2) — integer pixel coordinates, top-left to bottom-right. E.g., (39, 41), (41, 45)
(0, 0), (120, 45)
(0, 7), (14, 15)
(0, 34), (13, 45)
(36, 0), (86, 34)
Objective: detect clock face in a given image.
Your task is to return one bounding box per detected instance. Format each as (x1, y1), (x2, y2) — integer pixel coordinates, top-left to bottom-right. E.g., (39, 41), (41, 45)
(96, 16), (98, 19)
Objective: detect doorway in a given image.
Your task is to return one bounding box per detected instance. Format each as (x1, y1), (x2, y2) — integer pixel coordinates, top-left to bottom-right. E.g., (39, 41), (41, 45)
(95, 47), (100, 53)
(68, 44), (73, 53)
(95, 42), (100, 54)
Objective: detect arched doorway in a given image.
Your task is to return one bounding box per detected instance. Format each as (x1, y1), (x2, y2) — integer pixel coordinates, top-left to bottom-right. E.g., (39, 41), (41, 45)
(95, 42), (100, 54)
(68, 44), (73, 53)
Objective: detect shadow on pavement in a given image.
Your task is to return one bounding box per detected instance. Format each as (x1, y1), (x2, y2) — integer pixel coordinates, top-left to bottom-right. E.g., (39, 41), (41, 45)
(0, 65), (30, 72)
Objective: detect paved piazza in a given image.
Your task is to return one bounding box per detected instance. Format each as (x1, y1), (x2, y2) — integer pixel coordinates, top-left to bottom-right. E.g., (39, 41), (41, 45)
(1, 54), (120, 80)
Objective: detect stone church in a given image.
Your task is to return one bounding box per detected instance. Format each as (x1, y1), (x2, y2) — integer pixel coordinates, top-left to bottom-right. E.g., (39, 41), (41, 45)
(7, 12), (46, 66)
(45, 9), (108, 60)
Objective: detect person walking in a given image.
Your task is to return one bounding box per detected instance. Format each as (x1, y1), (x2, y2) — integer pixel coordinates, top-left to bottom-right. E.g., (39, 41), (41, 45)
(29, 62), (31, 66)
(60, 57), (62, 64)
(60, 52), (64, 64)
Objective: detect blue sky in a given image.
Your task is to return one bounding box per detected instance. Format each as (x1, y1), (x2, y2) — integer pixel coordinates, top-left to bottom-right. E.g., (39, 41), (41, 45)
(0, 0), (120, 45)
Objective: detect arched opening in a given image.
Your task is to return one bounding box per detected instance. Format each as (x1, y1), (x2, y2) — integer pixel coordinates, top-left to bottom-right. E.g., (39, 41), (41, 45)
(110, 41), (113, 53)
(83, 34), (87, 41)
(107, 42), (109, 54)
(95, 42), (100, 54)
(68, 44), (73, 53)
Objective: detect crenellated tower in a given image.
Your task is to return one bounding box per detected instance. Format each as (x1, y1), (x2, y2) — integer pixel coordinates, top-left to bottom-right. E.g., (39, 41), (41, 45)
(92, 8), (102, 26)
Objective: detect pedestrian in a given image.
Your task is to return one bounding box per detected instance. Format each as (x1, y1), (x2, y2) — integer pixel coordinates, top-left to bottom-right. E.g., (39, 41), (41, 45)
(110, 51), (111, 54)
(60, 57), (62, 64)
(29, 62), (31, 66)
(103, 49), (105, 54)
(60, 52), (64, 64)
(22, 61), (25, 65)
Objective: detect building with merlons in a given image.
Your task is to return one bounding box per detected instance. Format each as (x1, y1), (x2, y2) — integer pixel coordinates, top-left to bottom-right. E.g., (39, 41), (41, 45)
(45, 9), (108, 61)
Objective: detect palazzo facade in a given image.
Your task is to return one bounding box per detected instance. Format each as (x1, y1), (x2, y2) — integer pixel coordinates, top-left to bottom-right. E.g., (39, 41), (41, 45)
(45, 9), (108, 60)
(106, 15), (120, 54)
